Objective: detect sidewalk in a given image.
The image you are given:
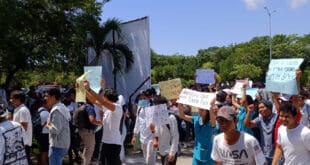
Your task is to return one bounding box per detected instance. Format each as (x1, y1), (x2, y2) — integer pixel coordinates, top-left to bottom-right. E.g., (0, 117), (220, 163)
(125, 145), (193, 165)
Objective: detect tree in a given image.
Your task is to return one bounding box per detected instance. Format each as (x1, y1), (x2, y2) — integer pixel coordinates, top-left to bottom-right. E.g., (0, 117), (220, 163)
(89, 18), (134, 90)
(0, 0), (104, 88)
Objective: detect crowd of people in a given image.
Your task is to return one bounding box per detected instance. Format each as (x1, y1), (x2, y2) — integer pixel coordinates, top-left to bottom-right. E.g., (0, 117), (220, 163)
(0, 77), (310, 165)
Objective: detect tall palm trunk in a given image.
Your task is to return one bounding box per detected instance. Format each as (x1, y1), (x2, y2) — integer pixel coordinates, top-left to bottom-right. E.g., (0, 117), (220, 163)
(112, 30), (117, 90)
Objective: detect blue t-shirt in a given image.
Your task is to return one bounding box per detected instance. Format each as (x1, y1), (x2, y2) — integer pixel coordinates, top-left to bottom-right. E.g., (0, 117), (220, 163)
(237, 106), (254, 135)
(192, 116), (214, 164)
(85, 103), (96, 130)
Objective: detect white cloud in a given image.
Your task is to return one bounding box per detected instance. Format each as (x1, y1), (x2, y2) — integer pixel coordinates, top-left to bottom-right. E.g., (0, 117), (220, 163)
(288, 0), (308, 9)
(243, 0), (265, 10)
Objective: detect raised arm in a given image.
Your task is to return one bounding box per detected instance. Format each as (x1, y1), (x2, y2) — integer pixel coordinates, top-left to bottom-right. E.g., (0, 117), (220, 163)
(178, 103), (192, 123)
(209, 106), (216, 127)
(231, 94), (240, 109)
(271, 92), (280, 114)
(83, 81), (115, 111)
(240, 83), (247, 107)
(244, 104), (257, 128)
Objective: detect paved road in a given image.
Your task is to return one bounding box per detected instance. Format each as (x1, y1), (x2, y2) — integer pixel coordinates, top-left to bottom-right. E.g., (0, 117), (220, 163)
(125, 147), (193, 165)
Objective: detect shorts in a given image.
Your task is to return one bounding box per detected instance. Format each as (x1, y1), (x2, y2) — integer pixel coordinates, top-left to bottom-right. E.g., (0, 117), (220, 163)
(38, 133), (49, 152)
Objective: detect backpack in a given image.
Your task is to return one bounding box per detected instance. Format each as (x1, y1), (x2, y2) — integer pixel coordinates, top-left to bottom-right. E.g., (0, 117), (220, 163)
(33, 108), (48, 139)
(72, 103), (92, 130)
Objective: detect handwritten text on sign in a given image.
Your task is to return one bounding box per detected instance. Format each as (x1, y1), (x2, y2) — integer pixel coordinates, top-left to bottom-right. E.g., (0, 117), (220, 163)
(159, 78), (182, 100)
(145, 104), (169, 127)
(177, 89), (216, 110)
(266, 58), (303, 95)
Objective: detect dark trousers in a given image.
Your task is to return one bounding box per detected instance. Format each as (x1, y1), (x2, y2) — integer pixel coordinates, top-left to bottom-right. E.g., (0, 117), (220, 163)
(92, 128), (103, 160)
(160, 154), (177, 165)
(101, 142), (121, 165)
(25, 145), (32, 165)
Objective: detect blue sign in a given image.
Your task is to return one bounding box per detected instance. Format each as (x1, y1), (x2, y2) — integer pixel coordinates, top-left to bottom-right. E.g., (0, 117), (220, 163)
(266, 58), (303, 95)
(195, 69), (215, 84)
(84, 66), (102, 93)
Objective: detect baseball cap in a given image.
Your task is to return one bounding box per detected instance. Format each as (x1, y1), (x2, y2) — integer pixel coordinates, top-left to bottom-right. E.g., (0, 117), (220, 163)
(216, 106), (237, 121)
(0, 103), (8, 118)
(278, 94), (292, 102)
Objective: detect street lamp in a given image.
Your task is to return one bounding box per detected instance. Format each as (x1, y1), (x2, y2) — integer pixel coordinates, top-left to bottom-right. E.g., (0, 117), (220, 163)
(264, 6), (276, 61)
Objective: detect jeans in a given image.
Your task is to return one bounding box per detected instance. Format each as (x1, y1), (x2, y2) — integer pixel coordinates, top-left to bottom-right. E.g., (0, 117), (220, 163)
(49, 147), (68, 165)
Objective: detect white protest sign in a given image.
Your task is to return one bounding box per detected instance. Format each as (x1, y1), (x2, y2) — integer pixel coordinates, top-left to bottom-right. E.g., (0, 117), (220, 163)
(84, 66), (102, 93)
(145, 104), (169, 127)
(177, 89), (216, 110)
(230, 79), (248, 94)
(159, 78), (182, 100)
(266, 58), (303, 95)
(195, 69), (215, 84)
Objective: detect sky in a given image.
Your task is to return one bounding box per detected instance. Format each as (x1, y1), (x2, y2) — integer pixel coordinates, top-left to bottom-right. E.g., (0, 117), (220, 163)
(101, 0), (310, 55)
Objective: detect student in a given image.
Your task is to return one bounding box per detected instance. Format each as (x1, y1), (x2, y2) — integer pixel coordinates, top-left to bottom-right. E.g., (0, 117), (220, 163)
(244, 100), (278, 164)
(178, 102), (216, 165)
(9, 90), (33, 164)
(211, 106), (266, 165)
(152, 96), (179, 165)
(44, 88), (71, 165)
(131, 91), (156, 165)
(272, 103), (310, 165)
(0, 103), (28, 164)
(84, 81), (123, 165)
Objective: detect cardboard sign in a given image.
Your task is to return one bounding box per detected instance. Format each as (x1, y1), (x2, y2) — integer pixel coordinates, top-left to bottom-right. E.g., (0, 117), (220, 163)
(195, 69), (215, 84)
(177, 89), (216, 110)
(75, 71), (90, 103)
(159, 78), (182, 100)
(84, 66), (102, 93)
(266, 58), (304, 95)
(145, 104), (169, 127)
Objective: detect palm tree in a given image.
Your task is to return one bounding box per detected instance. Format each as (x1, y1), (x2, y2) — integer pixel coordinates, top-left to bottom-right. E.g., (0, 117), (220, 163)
(90, 18), (134, 90)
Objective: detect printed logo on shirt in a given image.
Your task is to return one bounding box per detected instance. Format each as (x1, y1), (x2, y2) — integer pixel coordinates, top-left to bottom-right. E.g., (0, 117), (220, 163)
(2, 127), (27, 164)
(254, 145), (262, 155)
(219, 148), (249, 159)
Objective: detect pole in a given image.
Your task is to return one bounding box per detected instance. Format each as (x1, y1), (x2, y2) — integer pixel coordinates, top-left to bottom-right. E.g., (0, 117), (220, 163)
(264, 6), (276, 61)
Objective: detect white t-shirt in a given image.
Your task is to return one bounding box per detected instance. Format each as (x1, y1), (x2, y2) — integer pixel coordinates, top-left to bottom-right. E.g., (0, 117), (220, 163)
(101, 103), (122, 145)
(0, 120), (27, 164)
(211, 132), (266, 165)
(278, 124), (310, 165)
(13, 104), (33, 146)
(38, 107), (50, 134)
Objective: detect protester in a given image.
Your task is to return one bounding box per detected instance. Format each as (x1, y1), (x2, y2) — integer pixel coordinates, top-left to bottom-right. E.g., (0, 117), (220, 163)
(211, 106), (266, 164)
(299, 90), (310, 128)
(272, 103), (310, 165)
(244, 100), (278, 164)
(9, 90), (33, 164)
(37, 100), (50, 165)
(44, 88), (71, 165)
(0, 103), (28, 164)
(152, 96), (179, 165)
(231, 84), (256, 135)
(131, 91), (156, 165)
(178, 102), (216, 165)
(76, 101), (103, 165)
(84, 81), (123, 165)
